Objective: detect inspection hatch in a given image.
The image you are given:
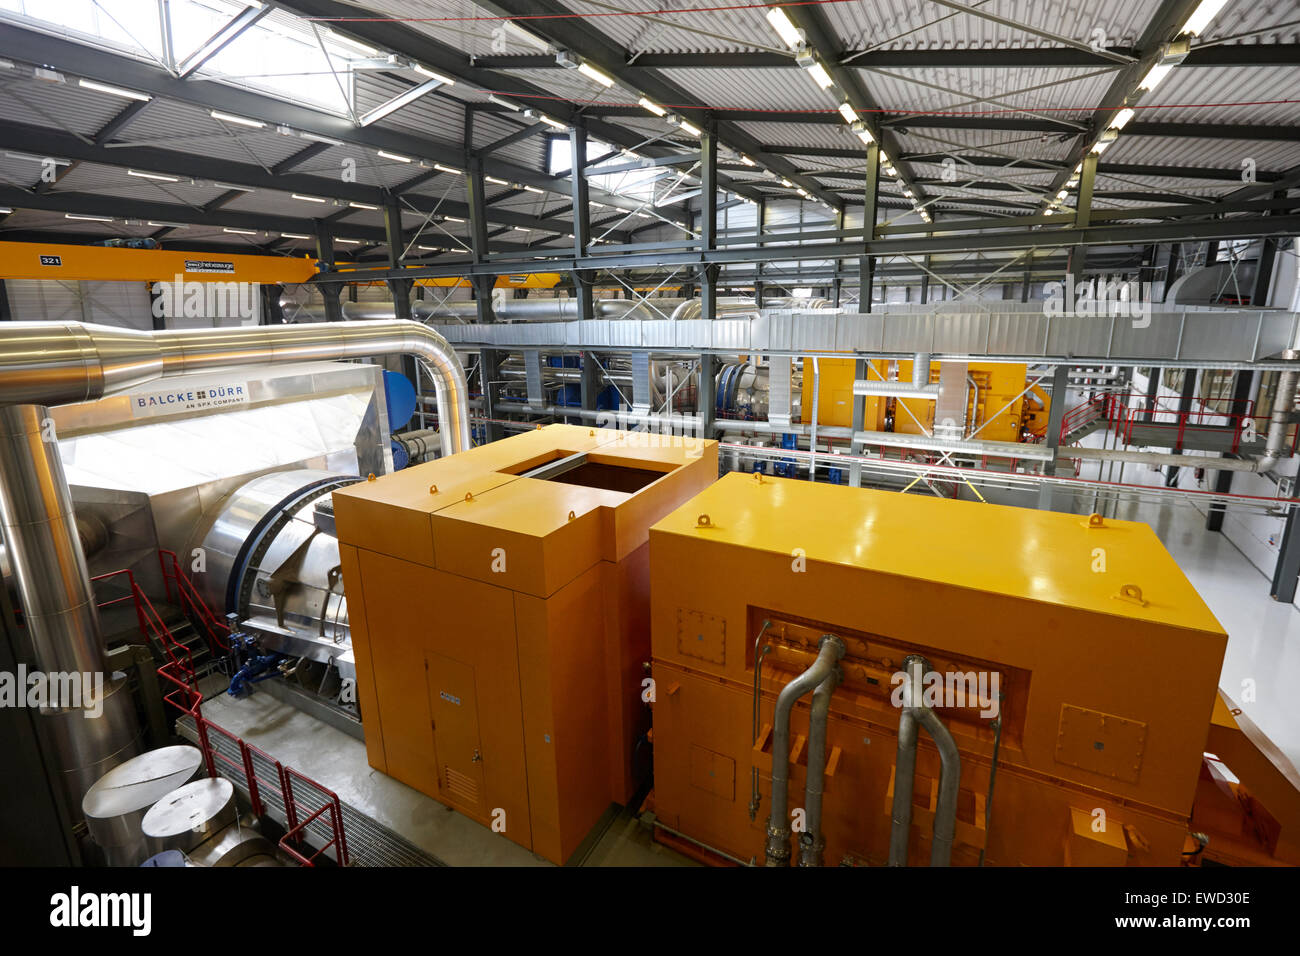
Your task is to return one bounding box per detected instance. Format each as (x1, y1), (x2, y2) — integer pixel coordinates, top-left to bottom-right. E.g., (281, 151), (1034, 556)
(1054, 704), (1147, 785)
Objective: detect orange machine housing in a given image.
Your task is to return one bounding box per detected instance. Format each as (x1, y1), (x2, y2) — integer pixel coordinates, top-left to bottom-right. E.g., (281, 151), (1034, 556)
(649, 472), (1238, 866)
(799, 358), (1047, 442)
(333, 424), (717, 863)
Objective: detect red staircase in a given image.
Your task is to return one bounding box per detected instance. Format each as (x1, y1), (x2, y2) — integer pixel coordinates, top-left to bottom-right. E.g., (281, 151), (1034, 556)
(94, 558), (349, 867)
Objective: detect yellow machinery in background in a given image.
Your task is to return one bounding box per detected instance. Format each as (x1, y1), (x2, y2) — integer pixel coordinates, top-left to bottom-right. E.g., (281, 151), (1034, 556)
(800, 358), (1048, 442)
(332, 424), (716, 863)
(648, 473), (1300, 866)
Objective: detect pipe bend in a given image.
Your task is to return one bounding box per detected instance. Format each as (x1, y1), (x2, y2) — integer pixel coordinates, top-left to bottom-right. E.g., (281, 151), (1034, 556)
(0, 319), (472, 457)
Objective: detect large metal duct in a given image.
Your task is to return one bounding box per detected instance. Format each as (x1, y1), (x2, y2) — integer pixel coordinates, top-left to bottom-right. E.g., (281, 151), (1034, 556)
(852, 352), (941, 399)
(287, 299), (665, 323)
(0, 320), (470, 458)
(0, 319), (471, 810)
(0, 404), (143, 810)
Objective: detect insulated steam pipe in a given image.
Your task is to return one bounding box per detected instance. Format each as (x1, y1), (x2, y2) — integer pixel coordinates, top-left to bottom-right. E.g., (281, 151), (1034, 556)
(764, 634), (845, 867)
(0, 319), (471, 457)
(888, 655), (962, 867)
(798, 666), (841, 867)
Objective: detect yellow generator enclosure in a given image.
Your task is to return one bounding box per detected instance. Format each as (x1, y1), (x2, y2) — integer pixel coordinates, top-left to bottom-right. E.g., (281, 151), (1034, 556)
(801, 358), (1045, 443)
(649, 473), (1228, 866)
(334, 424), (717, 863)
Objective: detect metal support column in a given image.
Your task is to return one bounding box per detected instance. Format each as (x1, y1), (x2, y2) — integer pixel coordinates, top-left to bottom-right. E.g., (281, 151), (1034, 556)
(1036, 363), (1072, 511)
(696, 351), (717, 442)
(1165, 369), (1199, 487)
(754, 197), (766, 306)
(1207, 370), (1256, 532)
(314, 220), (344, 322)
(1272, 507), (1300, 604)
(700, 122), (719, 321)
(1162, 243), (1181, 302)
(478, 348), (503, 443)
(569, 122), (595, 322)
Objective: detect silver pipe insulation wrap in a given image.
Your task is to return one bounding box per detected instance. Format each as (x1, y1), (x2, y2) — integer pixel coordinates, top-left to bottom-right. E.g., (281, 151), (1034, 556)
(0, 404), (107, 676)
(764, 634), (845, 867)
(888, 655), (962, 867)
(0, 319), (471, 457)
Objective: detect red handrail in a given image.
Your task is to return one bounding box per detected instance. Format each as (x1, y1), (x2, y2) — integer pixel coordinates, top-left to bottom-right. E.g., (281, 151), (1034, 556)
(158, 549), (229, 658)
(96, 557), (350, 867)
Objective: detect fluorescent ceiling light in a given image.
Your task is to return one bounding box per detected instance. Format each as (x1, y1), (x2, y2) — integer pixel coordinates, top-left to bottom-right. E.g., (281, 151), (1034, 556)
(6, 151), (70, 165)
(1090, 138), (1112, 155)
(489, 95), (522, 111)
(210, 110), (265, 128)
(376, 151), (412, 164)
(765, 7), (803, 49)
(65, 213), (113, 222)
(1139, 61), (1175, 91)
(740, 154), (756, 167)
(837, 102), (859, 124)
(638, 97), (667, 117)
(857, 129), (874, 145)
(501, 21), (551, 52)
(903, 188), (914, 198)
(128, 169), (179, 182)
(678, 119), (701, 137)
(413, 64), (455, 85)
(1182, 0), (1230, 36)
(299, 131), (346, 146)
(334, 238), (361, 245)
(522, 185), (544, 194)
(1110, 107), (1136, 130)
(281, 233), (311, 239)
(577, 62), (615, 87)
(536, 114), (567, 130)
(443, 215), (466, 223)
(485, 176), (509, 186)
(349, 201), (380, 210)
(79, 78), (151, 102)
(212, 182), (254, 192)
(805, 62), (833, 90)
(324, 30), (379, 57)
(781, 178), (794, 187)
(1056, 189), (1069, 201)
(292, 194), (328, 203)
(147, 221), (187, 228)
(223, 227), (257, 235)
(433, 163), (462, 174)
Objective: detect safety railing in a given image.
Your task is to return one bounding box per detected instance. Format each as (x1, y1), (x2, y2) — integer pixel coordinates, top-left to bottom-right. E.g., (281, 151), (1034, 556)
(98, 558), (350, 867)
(1113, 397), (1255, 453)
(159, 549), (229, 659)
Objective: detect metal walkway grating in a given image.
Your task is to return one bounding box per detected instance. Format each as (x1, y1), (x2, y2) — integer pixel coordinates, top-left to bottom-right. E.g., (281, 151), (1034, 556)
(177, 715), (445, 867)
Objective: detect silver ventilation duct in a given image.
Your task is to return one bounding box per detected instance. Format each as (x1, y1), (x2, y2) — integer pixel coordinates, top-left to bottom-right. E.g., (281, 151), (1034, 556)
(0, 319), (472, 812)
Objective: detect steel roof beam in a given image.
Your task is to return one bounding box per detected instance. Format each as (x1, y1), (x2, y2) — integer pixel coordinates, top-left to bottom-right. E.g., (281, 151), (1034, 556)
(472, 45), (1300, 69)
(309, 211), (1300, 283)
(0, 25), (683, 226)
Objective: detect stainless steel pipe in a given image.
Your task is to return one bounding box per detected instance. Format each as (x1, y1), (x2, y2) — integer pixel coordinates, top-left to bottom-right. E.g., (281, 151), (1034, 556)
(798, 667), (841, 867)
(888, 655), (962, 867)
(0, 319), (471, 457)
(764, 634), (845, 867)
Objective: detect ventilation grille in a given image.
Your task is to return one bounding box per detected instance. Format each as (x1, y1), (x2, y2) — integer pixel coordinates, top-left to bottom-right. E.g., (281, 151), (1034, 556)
(444, 766), (480, 808)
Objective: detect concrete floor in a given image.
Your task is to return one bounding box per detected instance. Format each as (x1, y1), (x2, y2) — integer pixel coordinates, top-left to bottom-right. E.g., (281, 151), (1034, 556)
(201, 495), (1300, 866)
(197, 683), (696, 867)
(1119, 498), (1300, 771)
